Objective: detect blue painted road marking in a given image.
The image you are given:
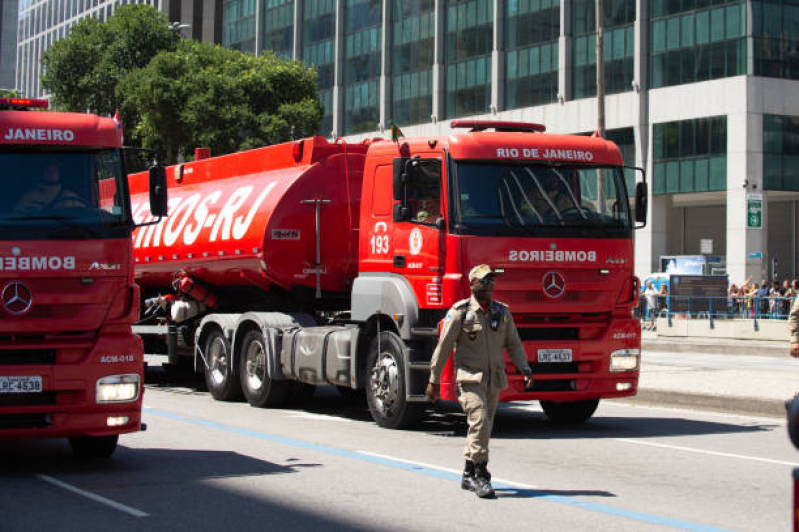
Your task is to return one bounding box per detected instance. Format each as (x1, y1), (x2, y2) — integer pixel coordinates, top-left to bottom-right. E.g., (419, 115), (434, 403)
(143, 407), (731, 532)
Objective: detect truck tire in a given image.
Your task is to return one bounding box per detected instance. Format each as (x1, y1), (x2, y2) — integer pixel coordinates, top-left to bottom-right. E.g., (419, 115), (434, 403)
(69, 435), (118, 459)
(239, 330), (292, 408)
(540, 399), (599, 424)
(365, 331), (423, 429)
(204, 329), (242, 401)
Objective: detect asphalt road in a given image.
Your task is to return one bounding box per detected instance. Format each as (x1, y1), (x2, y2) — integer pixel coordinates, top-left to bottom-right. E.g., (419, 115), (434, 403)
(0, 369), (795, 532)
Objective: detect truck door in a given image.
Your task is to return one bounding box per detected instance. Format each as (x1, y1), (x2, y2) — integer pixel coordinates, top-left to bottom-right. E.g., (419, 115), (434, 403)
(391, 158), (443, 308)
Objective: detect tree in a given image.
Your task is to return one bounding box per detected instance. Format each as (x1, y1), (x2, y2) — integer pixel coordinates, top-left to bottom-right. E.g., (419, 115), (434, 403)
(41, 4), (175, 117)
(119, 40), (322, 163)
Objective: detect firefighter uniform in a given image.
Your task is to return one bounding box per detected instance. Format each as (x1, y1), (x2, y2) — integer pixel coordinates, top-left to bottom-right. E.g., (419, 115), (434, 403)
(429, 294), (530, 464)
(789, 297), (799, 346)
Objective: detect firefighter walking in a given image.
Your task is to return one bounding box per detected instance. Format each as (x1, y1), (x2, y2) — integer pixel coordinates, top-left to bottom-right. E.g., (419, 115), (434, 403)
(426, 264), (533, 498)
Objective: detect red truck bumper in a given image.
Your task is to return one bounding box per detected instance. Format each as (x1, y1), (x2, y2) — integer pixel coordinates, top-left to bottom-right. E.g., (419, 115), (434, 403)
(0, 331), (143, 440)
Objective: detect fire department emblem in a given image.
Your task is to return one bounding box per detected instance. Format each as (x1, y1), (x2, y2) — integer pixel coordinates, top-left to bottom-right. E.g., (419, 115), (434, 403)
(542, 271), (566, 299)
(2, 282), (33, 315)
(409, 228), (423, 256)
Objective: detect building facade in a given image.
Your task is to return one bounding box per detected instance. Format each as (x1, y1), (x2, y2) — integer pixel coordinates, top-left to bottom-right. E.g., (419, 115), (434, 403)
(14, 0), (223, 99)
(223, 0), (799, 283)
(14, 0), (799, 282)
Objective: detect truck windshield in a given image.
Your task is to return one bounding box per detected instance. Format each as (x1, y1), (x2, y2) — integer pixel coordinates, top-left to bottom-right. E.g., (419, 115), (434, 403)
(452, 162), (632, 237)
(0, 149), (132, 240)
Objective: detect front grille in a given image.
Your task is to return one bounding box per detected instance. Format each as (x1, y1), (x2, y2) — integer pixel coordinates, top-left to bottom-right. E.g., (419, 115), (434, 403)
(527, 379), (575, 392)
(0, 413), (51, 430)
(518, 328), (578, 341)
(0, 350), (56, 365)
(0, 392), (57, 407)
(530, 362), (581, 374)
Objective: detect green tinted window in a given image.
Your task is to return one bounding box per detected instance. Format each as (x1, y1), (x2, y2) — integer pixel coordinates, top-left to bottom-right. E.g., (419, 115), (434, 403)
(653, 116), (727, 195)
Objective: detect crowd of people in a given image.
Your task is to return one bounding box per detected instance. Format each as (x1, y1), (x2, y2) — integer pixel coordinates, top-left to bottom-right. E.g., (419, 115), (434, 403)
(727, 277), (798, 318)
(640, 276), (799, 329)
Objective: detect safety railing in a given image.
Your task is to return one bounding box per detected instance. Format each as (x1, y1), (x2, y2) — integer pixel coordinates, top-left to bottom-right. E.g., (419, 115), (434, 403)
(636, 295), (797, 331)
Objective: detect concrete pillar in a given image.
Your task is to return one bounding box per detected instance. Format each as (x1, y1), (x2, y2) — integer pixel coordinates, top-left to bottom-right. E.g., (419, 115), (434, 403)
(558, 0), (570, 102)
(293, 0), (303, 61)
(491, 0), (504, 114)
(726, 100), (766, 284)
(331, 0), (344, 138)
(431, 0), (445, 124)
(379, 0), (391, 130)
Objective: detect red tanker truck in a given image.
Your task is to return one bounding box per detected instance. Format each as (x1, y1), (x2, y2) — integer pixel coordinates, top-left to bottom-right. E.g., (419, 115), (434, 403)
(130, 120), (647, 428)
(0, 98), (167, 456)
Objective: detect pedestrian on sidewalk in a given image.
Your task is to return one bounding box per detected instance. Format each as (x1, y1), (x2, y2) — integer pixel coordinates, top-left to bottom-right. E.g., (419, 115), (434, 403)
(426, 264), (533, 499)
(787, 296), (799, 409)
(644, 281), (658, 330)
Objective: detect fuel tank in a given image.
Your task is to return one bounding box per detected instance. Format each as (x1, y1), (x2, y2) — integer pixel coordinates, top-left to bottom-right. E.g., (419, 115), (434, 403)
(128, 137), (369, 302)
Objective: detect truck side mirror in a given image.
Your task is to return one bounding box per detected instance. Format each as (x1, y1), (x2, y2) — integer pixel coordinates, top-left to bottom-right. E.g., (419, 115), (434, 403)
(149, 165), (168, 218)
(393, 203), (411, 222)
(393, 157), (411, 200)
(634, 181), (647, 225)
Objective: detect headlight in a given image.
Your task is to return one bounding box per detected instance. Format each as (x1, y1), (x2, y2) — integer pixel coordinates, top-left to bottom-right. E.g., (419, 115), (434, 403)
(96, 374), (140, 403)
(610, 349), (640, 372)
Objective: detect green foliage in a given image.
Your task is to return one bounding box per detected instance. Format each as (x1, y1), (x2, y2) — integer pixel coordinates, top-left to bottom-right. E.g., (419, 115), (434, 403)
(43, 4), (322, 164)
(119, 40), (322, 163)
(41, 5), (174, 115)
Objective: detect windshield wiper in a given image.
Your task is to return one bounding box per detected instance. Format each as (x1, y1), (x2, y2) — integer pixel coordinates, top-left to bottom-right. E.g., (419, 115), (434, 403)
(3, 214), (101, 238)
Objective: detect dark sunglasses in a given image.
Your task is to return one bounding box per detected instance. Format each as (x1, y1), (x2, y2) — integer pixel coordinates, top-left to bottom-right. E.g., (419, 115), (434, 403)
(477, 276), (496, 286)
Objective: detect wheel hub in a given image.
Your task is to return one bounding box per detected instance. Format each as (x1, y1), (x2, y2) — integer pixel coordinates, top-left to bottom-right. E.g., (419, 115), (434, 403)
(245, 341), (266, 391)
(208, 337), (228, 385)
(370, 353), (399, 411)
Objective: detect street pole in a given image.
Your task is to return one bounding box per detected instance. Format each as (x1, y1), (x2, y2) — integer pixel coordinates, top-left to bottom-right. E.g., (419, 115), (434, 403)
(595, 0), (605, 138)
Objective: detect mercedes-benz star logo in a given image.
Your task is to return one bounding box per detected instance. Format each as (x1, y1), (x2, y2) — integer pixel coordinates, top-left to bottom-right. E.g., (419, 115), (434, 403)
(542, 271), (566, 299)
(2, 282), (33, 315)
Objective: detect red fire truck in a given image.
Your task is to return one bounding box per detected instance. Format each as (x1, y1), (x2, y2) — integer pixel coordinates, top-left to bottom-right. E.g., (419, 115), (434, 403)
(0, 98), (166, 457)
(130, 120), (646, 428)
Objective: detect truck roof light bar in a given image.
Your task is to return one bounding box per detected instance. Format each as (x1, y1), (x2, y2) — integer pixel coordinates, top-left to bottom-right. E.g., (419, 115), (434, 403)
(450, 120), (546, 133)
(0, 98), (49, 110)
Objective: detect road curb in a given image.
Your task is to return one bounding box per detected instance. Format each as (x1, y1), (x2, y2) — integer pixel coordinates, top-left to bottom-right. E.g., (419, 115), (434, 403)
(620, 388), (786, 418)
(642, 339), (785, 357)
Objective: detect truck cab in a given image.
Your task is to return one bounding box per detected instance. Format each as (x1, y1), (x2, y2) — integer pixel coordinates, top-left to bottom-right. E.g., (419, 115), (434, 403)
(0, 98), (165, 458)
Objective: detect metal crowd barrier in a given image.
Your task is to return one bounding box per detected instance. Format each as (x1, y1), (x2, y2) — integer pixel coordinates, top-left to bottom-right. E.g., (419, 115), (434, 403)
(637, 295), (797, 331)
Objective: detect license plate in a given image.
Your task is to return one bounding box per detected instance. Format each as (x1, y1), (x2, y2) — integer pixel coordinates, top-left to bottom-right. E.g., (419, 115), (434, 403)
(0, 376), (43, 394)
(537, 349), (573, 363)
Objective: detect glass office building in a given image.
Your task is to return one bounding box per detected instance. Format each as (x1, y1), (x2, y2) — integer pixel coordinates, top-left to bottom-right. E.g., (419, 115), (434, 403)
(16, 0), (799, 282)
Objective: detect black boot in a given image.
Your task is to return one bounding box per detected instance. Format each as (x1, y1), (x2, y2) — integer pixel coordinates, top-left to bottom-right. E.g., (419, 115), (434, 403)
(461, 460), (477, 491)
(474, 462), (495, 499)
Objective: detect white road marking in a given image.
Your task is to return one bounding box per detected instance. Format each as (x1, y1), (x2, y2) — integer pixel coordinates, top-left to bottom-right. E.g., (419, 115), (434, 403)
(37, 475), (149, 517)
(613, 438), (799, 467)
(357, 451), (543, 490)
(287, 412), (353, 422)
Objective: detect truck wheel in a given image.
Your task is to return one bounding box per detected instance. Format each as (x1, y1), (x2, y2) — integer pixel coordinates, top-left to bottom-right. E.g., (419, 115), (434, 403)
(204, 329), (242, 401)
(239, 330), (291, 408)
(69, 435), (118, 459)
(365, 331), (422, 429)
(540, 399), (600, 424)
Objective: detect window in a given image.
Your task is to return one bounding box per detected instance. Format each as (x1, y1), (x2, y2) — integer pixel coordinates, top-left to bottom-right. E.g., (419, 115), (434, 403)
(649, 0), (745, 88)
(390, 0), (434, 126)
(763, 115), (799, 191)
(572, 0), (634, 98)
(445, 0), (493, 118)
(343, 0), (382, 134)
(652, 116), (727, 195)
(303, 0), (335, 135)
(223, 0), (257, 54)
(260, 0), (294, 59)
(505, 0), (560, 109)
(751, 0), (799, 80)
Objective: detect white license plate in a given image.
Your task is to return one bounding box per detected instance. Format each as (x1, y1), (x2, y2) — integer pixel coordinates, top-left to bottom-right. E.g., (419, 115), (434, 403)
(0, 376), (43, 394)
(537, 349), (573, 363)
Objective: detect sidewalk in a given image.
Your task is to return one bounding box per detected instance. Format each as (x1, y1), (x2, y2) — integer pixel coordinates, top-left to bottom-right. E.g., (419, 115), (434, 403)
(625, 330), (796, 418)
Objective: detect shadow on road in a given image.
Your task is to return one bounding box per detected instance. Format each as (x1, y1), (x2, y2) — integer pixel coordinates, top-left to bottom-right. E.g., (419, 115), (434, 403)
(143, 364), (779, 442)
(0, 441), (374, 531)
